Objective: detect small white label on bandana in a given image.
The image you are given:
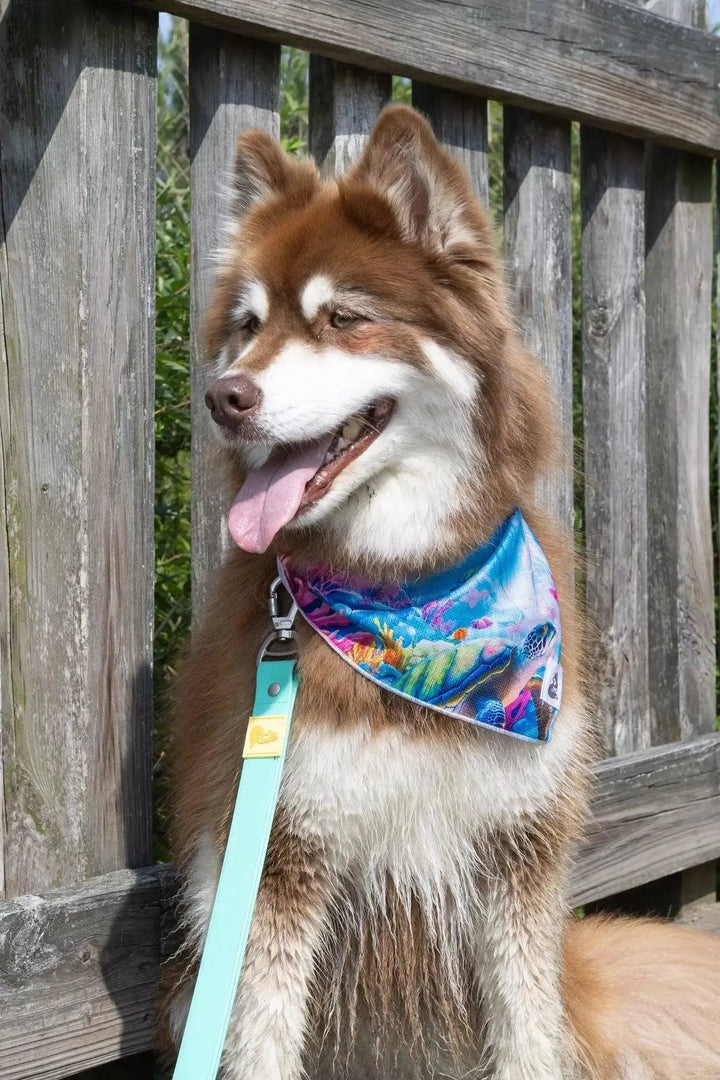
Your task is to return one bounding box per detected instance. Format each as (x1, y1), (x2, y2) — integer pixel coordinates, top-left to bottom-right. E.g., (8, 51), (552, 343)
(541, 657), (562, 709)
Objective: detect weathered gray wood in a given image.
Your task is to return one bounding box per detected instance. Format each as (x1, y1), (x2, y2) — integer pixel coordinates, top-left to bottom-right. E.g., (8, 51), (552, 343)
(0, 0), (156, 897)
(0, 865), (177, 1079)
(571, 733), (720, 905)
(644, 107), (714, 745)
(308, 57), (391, 176)
(0, 269), (7, 897)
(1, 734), (718, 1074)
(503, 110), (572, 530)
(412, 85), (488, 207)
(580, 130), (649, 757)
(675, 861), (718, 915)
(645, 0), (707, 27)
(189, 29), (280, 611)
(642, 0), (715, 919)
(118, 0), (720, 154)
(675, 898), (720, 933)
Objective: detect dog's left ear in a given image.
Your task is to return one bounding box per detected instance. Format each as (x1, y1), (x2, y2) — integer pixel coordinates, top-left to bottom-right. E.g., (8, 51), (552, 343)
(231, 128), (319, 218)
(343, 105), (488, 259)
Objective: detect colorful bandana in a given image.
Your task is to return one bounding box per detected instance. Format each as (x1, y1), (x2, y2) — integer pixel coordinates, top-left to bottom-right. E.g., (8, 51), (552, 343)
(279, 511), (562, 742)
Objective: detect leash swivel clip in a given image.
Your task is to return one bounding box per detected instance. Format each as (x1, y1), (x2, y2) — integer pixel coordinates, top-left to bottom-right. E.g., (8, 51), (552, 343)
(257, 575), (298, 665)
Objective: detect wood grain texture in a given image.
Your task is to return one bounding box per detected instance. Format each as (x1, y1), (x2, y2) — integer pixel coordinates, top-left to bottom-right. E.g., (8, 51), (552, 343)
(308, 58), (391, 177)
(412, 84), (488, 207)
(571, 734), (720, 905)
(0, 0), (156, 897)
(675, 896), (720, 932)
(188, 29), (280, 611)
(503, 110), (572, 530)
(117, 0), (720, 154)
(644, 156), (714, 746)
(0, 865), (177, 1079)
(642, 0), (716, 917)
(580, 130), (650, 757)
(645, 0), (708, 27)
(0, 121), (8, 898)
(675, 861), (718, 914)
(3, 735), (719, 1077)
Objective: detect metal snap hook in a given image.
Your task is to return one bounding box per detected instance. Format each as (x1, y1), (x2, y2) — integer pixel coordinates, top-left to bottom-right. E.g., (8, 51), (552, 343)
(257, 576), (299, 666)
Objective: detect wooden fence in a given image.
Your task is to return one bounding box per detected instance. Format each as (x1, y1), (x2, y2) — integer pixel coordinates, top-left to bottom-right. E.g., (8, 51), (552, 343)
(1, 0), (719, 1075)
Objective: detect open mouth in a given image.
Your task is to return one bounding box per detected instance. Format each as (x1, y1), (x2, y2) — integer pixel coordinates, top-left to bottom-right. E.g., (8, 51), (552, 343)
(300, 398), (394, 509)
(228, 398), (394, 554)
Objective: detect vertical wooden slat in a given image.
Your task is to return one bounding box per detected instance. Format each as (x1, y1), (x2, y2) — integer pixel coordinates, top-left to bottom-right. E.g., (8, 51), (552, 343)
(0, 0), (157, 897)
(0, 122), (8, 898)
(641, 0), (715, 915)
(580, 130), (649, 756)
(503, 110), (572, 529)
(644, 0), (714, 754)
(188, 30), (280, 611)
(412, 85), (489, 207)
(645, 146), (714, 745)
(308, 57), (391, 175)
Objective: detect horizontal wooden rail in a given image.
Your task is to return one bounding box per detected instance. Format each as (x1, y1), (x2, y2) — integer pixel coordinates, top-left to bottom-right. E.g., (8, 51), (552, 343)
(0, 865), (177, 1080)
(2, 734), (719, 1078)
(119, 0), (720, 154)
(571, 733), (720, 904)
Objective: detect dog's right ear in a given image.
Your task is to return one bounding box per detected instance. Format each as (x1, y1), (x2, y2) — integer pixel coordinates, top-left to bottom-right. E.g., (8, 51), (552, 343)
(231, 129), (319, 217)
(343, 105), (491, 262)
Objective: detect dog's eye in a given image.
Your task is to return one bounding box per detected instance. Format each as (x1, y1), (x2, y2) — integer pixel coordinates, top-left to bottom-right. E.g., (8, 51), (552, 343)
(238, 314), (261, 335)
(330, 311), (360, 330)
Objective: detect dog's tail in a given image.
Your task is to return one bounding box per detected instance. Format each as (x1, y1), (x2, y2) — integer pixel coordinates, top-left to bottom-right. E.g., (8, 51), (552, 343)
(562, 914), (720, 1080)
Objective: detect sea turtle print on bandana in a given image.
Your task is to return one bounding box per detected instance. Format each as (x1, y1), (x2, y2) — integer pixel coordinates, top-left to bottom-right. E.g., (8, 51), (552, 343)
(279, 510), (562, 742)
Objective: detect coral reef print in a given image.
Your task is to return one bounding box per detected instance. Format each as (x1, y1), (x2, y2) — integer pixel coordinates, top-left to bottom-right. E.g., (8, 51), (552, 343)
(281, 511), (562, 742)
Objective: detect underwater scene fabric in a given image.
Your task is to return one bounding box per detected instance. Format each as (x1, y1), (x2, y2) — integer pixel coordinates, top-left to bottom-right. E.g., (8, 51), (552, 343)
(280, 510), (562, 742)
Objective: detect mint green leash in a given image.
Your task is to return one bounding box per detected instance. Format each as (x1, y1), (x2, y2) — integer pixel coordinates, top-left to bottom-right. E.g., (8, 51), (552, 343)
(173, 578), (299, 1080)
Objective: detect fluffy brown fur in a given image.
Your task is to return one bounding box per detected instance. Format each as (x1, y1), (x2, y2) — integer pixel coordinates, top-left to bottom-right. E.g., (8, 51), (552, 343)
(161, 106), (720, 1079)
(564, 916), (720, 1080)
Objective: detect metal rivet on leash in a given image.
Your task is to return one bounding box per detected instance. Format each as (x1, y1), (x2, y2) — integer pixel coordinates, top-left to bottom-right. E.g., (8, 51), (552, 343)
(268, 682), (281, 697)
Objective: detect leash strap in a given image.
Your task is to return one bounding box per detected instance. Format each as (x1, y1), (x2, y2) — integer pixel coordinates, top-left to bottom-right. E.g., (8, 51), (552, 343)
(173, 580), (299, 1080)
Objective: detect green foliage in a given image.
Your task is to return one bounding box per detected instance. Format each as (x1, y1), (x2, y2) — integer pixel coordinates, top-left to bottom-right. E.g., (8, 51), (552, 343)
(392, 75), (412, 104)
(154, 18), (191, 858)
(280, 46), (309, 153)
(571, 124), (584, 549)
(487, 101), (504, 229)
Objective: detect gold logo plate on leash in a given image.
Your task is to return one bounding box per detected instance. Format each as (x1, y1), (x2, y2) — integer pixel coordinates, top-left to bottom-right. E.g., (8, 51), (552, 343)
(242, 715), (289, 759)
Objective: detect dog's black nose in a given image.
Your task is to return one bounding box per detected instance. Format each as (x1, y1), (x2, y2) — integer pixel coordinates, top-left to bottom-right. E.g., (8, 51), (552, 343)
(205, 374), (261, 431)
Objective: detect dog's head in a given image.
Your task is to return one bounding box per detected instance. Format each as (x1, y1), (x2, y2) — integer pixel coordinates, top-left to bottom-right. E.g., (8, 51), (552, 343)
(205, 105), (553, 575)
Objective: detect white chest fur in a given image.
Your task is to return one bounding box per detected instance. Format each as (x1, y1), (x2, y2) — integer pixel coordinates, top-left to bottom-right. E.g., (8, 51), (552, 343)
(280, 707), (580, 896)
(176, 704), (583, 1058)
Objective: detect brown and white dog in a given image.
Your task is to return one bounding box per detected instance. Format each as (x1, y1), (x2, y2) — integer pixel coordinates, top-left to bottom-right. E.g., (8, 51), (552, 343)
(164, 106), (720, 1079)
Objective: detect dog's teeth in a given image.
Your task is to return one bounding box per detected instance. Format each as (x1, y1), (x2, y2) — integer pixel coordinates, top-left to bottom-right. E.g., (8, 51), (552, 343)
(336, 436), (351, 451)
(341, 420), (362, 441)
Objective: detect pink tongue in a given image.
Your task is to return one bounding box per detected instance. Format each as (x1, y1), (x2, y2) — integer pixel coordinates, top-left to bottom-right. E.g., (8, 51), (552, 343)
(228, 437), (333, 553)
